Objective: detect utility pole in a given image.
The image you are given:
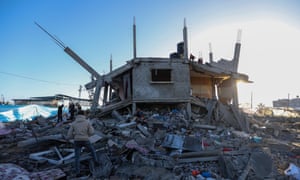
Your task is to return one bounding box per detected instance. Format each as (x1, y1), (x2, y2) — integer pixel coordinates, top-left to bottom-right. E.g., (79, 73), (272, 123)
(78, 85), (82, 99)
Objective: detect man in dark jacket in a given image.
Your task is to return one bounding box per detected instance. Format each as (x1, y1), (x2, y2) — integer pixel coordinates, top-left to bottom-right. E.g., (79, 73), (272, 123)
(68, 102), (75, 121)
(57, 104), (64, 123)
(67, 110), (99, 176)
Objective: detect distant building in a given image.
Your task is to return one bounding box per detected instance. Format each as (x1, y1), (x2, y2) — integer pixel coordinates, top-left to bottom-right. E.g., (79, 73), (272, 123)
(12, 94), (91, 108)
(273, 97), (300, 110)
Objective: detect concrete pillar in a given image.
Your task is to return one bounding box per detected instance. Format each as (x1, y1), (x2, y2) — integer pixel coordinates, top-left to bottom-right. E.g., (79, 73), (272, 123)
(133, 17), (137, 59)
(183, 19), (188, 61)
(132, 102), (136, 116)
(212, 78), (217, 99)
(186, 102), (191, 121)
(91, 79), (102, 112)
(103, 83), (108, 105)
(232, 81), (239, 107)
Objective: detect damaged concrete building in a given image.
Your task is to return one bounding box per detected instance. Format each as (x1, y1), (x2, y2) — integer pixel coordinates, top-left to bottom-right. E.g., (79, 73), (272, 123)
(3, 21), (300, 180)
(96, 21), (251, 120)
(35, 20), (250, 118)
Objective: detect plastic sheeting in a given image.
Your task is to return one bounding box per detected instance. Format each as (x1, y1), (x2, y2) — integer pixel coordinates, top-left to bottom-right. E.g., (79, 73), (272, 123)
(0, 104), (58, 122)
(285, 163), (300, 180)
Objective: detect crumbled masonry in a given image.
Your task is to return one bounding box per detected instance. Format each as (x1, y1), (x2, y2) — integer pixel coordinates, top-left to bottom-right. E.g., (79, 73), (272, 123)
(0, 98), (300, 179)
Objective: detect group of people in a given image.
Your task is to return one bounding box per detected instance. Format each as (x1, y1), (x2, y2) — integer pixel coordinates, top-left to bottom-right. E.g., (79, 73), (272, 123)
(57, 102), (82, 123)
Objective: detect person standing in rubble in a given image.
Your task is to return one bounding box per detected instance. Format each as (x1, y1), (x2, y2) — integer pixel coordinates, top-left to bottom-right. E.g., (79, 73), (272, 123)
(66, 110), (100, 176)
(68, 102), (75, 121)
(57, 104), (64, 123)
(75, 102), (82, 114)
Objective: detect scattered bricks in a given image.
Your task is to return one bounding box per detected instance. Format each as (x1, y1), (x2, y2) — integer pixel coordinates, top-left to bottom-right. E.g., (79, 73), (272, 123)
(2, 98), (300, 179)
(125, 139), (149, 155)
(137, 124), (151, 137)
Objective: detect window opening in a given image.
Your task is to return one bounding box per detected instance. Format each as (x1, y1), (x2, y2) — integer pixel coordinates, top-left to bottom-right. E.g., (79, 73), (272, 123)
(151, 69), (171, 82)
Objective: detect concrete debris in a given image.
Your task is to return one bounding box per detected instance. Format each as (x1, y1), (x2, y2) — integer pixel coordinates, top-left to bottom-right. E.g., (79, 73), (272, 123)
(1, 98), (300, 179)
(29, 147), (74, 165)
(125, 139), (150, 155)
(18, 134), (64, 147)
(0, 127), (12, 136)
(0, 163), (65, 179)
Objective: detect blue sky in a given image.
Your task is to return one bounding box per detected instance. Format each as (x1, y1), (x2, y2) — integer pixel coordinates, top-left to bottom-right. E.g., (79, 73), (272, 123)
(1, 0), (300, 107)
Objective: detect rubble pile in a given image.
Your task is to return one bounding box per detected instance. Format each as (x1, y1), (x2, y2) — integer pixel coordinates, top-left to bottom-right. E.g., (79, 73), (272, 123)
(1, 99), (300, 179)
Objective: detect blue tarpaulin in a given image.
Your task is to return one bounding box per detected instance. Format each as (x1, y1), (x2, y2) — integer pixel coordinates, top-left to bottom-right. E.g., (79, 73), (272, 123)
(0, 104), (59, 122)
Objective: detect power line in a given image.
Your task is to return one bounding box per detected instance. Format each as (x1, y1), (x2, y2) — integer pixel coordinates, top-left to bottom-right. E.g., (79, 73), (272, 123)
(0, 70), (79, 87)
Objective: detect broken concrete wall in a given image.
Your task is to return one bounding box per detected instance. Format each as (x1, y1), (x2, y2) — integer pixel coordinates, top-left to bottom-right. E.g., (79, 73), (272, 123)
(218, 78), (234, 104)
(122, 73), (131, 100)
(1, 99), (299, 179)
(132, 58), (190, 102)
(110, 72), (132, 101)
(210, 58), (236, 72)
(190, 76), (213, 98)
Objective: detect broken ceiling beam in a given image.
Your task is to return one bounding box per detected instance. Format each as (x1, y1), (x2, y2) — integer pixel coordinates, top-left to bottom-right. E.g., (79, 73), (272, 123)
(97, 99), (132, 117)
(116, 121), (136, 128)
(177, 156), (219, 163)
(18, 134), (64, 148)
(29, 147), (74, 165)
(111, 110), (126, 121)
(85, 80), (97, 90)
(172, 150), (221, 159)
(103, 62), (133, 83)
(193, 124), (217, 130)
(137, 124), (151, 137)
